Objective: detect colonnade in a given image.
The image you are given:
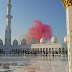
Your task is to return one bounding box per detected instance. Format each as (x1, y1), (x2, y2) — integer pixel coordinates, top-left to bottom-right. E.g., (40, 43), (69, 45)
(9, 48), (67, 55)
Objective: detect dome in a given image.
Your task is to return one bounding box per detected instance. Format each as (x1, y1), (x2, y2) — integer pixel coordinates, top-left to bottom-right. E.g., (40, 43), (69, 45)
(30, 38), (36, 44)
(21, 39), (26, 45)
(51, 36), (58, 43)
(0, 39), (3, 45)
(13, 39), (18, 45)
(64, 36), (67, 43)
(40, 37), (46, 44)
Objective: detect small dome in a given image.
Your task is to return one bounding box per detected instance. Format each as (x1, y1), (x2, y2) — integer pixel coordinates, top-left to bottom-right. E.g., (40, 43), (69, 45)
(21, 39), (26, 45)
(51, 36), (58, 43)
(40, 37), (46, 44)
(0, 39), (3, 45)
(30, 38), (36, 44)
(13, 39), (18, 45)
(64, 36), (67, 43)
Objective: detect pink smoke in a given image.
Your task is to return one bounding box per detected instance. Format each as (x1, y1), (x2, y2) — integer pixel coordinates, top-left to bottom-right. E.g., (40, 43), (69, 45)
(25, 20), (52, 44)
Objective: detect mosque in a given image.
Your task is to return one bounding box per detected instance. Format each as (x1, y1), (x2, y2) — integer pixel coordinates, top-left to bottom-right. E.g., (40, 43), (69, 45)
(0, 0), (67, 54)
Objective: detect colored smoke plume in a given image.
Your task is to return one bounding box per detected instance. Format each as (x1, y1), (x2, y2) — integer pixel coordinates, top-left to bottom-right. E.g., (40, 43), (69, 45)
(25, 20), (52, 44)
(19, 20), (52, 44)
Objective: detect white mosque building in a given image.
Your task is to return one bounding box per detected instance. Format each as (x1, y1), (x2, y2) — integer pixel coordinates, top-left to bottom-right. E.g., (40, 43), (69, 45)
(0, 0), (67, 54)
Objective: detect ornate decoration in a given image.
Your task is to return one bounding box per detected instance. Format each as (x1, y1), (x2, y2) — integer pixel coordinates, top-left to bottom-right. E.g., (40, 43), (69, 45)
(61, 0), (72, 8)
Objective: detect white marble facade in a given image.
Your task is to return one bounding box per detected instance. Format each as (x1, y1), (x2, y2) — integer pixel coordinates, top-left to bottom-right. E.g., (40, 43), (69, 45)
(0, 0), (67, 54)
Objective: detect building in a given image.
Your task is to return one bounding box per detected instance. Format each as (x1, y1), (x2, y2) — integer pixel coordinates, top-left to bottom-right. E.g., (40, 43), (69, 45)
(0, 0), (67, 54)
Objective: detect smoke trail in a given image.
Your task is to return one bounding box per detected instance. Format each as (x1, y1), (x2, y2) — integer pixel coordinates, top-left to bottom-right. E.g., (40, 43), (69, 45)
(24, 20), (52, 44)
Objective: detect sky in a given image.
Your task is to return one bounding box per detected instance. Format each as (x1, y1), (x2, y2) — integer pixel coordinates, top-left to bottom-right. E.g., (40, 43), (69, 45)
(0, 0), (66, 44)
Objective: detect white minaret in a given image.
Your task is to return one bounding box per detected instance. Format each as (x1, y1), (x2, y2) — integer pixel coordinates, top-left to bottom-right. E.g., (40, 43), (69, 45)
(61, 0), (72, 72)
(5, 0), (12, 46)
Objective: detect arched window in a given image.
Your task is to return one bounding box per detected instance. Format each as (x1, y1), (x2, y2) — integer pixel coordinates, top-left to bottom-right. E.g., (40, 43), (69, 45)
(49, 48), (51, 54)
(0, 49), (1, 54)
(52, 48), (54, 51)
(16, 49), (17, 53)
(38, 48), (39, 51)
(2, 49), (3, 53)
(59, 48), (61, 53)
(62, 48), (64, 51)
(12, 49), (13, 51)
(40, 48), (42, 53)
(49, 48), (51, 51)
(52, 48), (54, 54)
(14, 49), (15, 53)
(55, 48), (58, 54)
(46, 48), (48, 54)
(18, 49), (20, 54)
(43, 48), (45, 51)
(43, 48), (45, 54)
(46, 48), (48, 51)
(62, 48), (65, 54)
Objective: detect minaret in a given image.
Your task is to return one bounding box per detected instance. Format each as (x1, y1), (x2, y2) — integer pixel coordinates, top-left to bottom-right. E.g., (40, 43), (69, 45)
(61, 0), (72, 72)
(5, 0), (12, 46)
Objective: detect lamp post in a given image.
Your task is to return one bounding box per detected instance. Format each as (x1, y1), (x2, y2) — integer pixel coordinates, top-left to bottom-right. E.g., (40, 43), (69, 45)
(61, 0), (72, 72)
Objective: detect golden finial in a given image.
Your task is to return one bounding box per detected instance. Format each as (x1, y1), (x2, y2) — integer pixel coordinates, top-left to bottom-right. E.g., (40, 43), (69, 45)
(61, 0), (72, 9)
